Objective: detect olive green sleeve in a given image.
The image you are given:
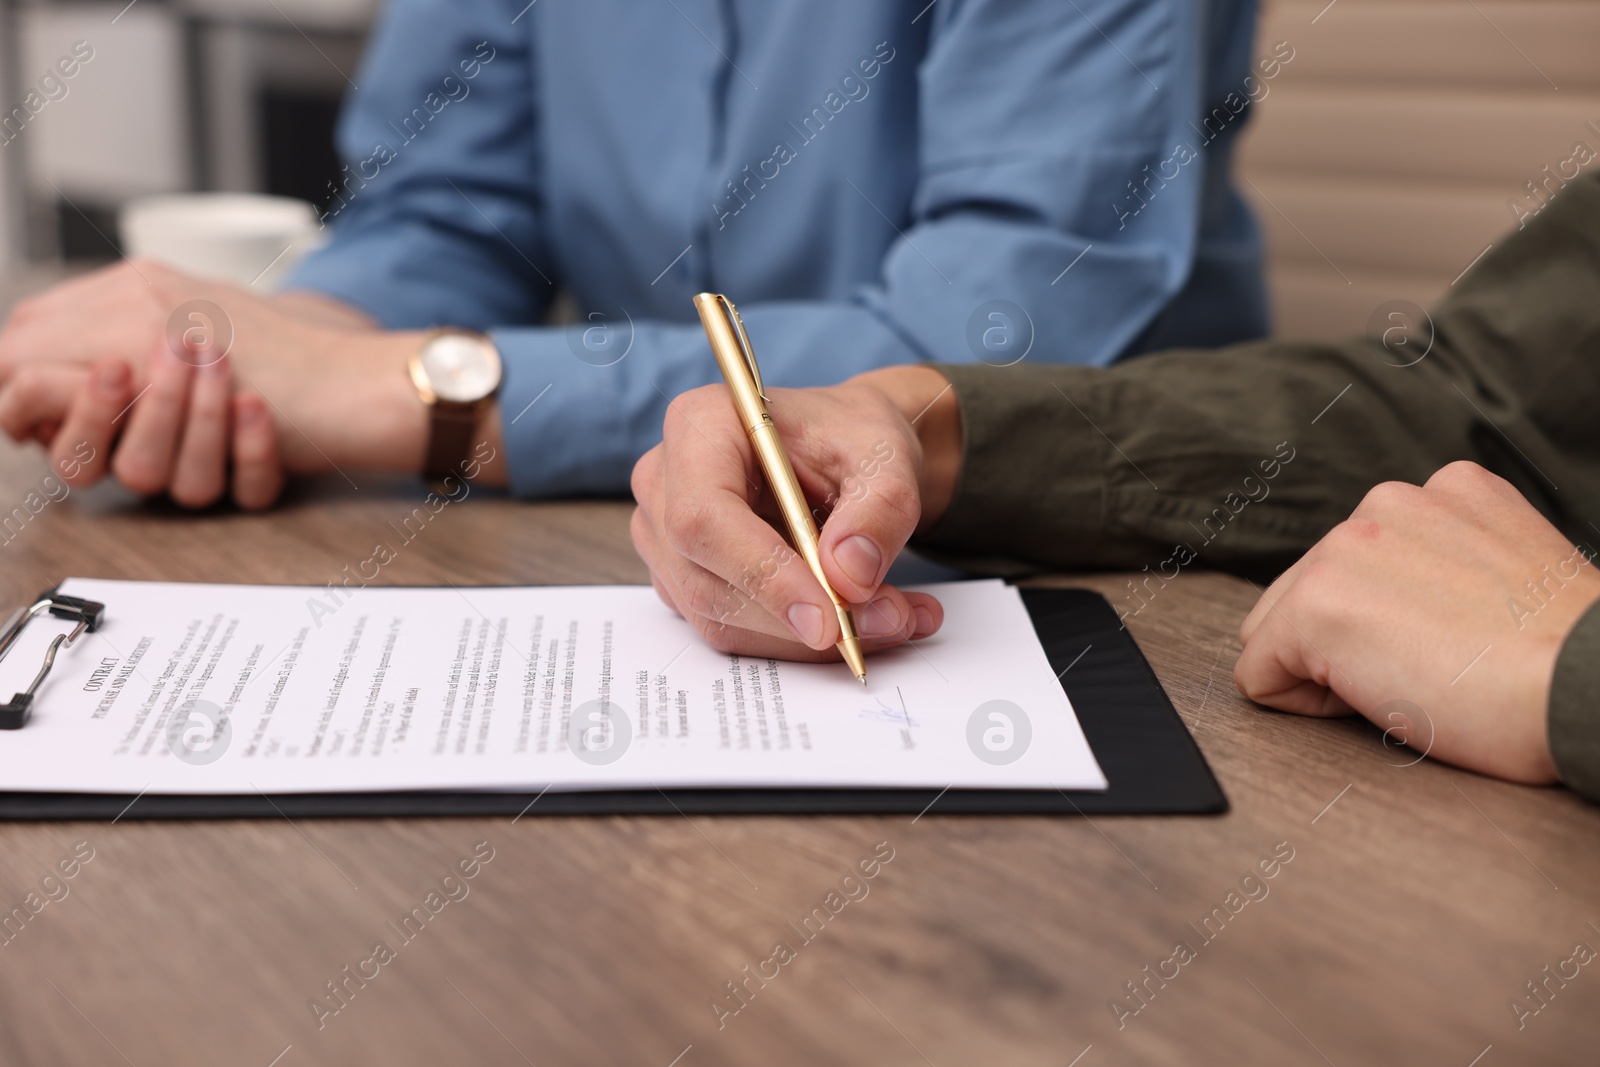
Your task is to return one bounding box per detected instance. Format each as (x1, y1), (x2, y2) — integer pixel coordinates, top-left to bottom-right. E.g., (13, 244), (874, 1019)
(1550, 601), (1600, 803)
(915, 171), (1600, 582)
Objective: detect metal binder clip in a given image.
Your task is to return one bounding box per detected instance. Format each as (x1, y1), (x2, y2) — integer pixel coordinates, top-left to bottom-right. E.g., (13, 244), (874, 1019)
(0, 591), (105, 729)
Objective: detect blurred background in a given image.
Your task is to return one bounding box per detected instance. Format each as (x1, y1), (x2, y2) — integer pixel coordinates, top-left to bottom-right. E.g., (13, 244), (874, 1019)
(0, 0), (1594, 339)
(0, 0), (373, 269)
(1235, 0), (1598, 340)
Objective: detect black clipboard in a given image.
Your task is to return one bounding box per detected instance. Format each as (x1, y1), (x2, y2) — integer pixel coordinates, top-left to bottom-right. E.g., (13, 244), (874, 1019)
(0, 588), (1225, 820)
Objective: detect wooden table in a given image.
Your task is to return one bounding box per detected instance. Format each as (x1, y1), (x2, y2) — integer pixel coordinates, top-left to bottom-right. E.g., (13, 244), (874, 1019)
(0, 443), (1595, 1067)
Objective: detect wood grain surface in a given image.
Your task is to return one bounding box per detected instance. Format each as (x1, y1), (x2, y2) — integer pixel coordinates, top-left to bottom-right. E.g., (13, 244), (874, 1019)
(0, 442), (1595, 1067)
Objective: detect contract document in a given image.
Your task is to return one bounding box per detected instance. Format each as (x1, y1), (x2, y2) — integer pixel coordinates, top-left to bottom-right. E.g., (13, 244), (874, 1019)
(0, 577), (1106, 795)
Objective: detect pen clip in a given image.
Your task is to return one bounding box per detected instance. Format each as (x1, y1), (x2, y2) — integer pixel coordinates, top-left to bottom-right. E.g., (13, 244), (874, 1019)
(724, 299), (768, 403)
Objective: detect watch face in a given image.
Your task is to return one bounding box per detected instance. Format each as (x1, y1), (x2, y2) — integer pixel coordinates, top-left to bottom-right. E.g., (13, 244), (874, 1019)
(420, 333), (502, 403)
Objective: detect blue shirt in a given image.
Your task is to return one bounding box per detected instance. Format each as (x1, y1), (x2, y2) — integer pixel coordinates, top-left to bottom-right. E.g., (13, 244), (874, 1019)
(288, 0), (1268, 497)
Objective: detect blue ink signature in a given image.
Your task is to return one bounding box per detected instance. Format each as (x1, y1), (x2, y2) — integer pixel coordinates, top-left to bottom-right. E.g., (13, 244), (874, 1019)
(858, 697), (917, 728)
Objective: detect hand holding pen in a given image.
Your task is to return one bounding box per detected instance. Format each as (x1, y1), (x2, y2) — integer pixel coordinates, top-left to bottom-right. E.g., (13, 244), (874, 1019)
(628, 299), (952, 669)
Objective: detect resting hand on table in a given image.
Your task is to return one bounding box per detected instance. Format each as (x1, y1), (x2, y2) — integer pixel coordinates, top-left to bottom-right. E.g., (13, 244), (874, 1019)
(0, 259), (450, 508)
(630, 365), (963, 661)
(1234, 461), (1600, 784)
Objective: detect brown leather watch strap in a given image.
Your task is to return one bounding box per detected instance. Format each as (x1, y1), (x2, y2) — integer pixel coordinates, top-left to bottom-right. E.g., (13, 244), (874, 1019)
(424, 402), (479, 481)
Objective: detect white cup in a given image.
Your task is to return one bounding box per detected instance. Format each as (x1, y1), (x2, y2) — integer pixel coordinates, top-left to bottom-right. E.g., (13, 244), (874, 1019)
(118, 193), (326, 290)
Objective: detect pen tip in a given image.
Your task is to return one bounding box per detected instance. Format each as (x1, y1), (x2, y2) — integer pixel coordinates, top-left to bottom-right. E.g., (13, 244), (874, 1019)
(858, 674), (867, 686)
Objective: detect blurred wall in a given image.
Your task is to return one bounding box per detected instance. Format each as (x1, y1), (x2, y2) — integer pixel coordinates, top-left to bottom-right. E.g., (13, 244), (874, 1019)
(0, 0), (374, 262)
(22, 4), (190, 202)
(1237, 0), (1600, 340)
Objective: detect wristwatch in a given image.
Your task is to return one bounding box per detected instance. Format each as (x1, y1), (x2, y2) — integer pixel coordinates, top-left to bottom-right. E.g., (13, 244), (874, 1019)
(407, 329), (502, 480)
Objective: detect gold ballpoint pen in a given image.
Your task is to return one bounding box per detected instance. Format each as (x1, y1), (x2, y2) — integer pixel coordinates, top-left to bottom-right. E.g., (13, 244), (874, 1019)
(693, 292), (868, 685)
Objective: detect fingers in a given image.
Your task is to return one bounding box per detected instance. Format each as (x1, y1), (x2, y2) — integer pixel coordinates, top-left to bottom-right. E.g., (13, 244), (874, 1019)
(662, 387), (930, 646)
(0, 364), (87, 444)
(815, 435), (923, 604)
(1238, 554), (1307, 646)
(1235, 556), (1354, 718)
(632, 497), (939, 659)
(761, 384), (925, 605)
(634, 486), (814, 645)
(659, 472), (933, 651)
(850, 588), (940, 644)
(0, 258), (171, 389)
(898, 592), (943, 644)
(111, 341), (193, 496)
(655, 391), (843, 648)
(635, 382), (941, 658)
(53, 346), (280, 509)
(169, 355), (232, 508)
(674, 572), (938, 660)
(51, 359), (134, 487)
(1233, 601), (1350, 718)
(1234, 670), (1354, 719)
(230, 390), (284, 510)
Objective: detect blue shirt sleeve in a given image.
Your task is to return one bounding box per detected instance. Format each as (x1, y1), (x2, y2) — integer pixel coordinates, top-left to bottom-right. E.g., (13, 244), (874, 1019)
(286, 0), (554, 330)
(288, 0), (1265, 499)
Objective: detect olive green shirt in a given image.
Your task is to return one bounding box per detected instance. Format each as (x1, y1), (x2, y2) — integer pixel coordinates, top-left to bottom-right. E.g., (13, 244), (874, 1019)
(922, 170), (1600, 801)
